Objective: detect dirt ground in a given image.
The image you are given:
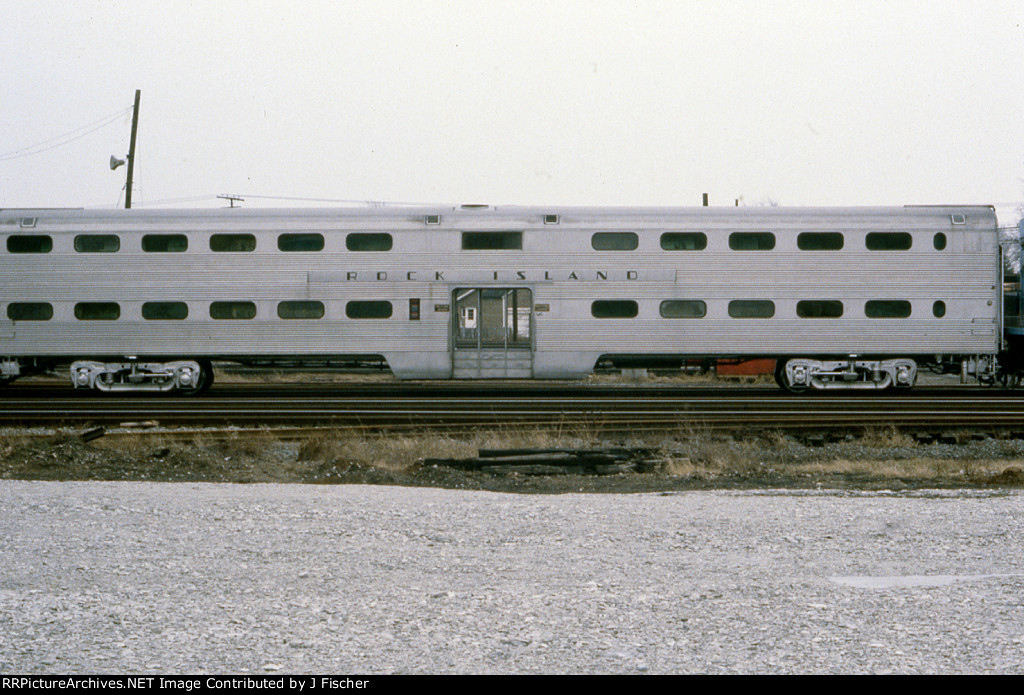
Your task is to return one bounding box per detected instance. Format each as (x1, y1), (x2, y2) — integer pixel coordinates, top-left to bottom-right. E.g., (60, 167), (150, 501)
(2, 426), (1023, 494)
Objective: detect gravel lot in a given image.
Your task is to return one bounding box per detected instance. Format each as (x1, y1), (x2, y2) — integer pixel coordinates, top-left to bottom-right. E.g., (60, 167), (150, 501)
(1, 481), (1022, 674)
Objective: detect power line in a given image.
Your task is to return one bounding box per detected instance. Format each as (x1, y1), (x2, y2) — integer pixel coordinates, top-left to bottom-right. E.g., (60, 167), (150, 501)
(129, 195), (221, 207)
(235, 194), (450, 207)
(0, 106), (133, 161)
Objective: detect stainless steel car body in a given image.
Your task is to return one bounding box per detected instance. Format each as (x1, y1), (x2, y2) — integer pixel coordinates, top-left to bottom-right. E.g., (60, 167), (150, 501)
(0, 204), (1003, 388)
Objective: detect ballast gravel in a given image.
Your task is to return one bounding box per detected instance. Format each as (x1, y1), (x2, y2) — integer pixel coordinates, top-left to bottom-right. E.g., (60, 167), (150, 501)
(1, 481), (1022, 675)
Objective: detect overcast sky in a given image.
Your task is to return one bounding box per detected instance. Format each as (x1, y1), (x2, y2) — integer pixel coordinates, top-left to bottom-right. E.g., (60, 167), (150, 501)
(2, 0), (1022, 221)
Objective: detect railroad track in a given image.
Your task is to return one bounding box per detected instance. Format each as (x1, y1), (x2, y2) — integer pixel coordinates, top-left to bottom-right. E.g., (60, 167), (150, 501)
(2, 381), (1024, 434)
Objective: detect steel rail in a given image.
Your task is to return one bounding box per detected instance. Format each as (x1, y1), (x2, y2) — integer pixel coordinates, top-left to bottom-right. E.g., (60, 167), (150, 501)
(2, 386), (1023, 432)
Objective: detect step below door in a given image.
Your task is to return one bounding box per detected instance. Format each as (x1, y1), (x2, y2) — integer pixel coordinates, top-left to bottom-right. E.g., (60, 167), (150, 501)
(452, 288), (533, 378)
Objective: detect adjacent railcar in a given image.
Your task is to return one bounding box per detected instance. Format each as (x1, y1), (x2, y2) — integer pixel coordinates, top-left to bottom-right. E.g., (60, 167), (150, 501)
(0, 204), (1012, 392)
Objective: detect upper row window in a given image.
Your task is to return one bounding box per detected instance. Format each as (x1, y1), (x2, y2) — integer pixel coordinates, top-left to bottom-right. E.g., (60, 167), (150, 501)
(278, 233), (325, 252)
(208, 232), (372, 252)
(346, 233), (392, 251)
(729, 232), (776, 251)
(866, 232), (912, 250)
(797, 232), (844, 251)
(592, 232), (638, 251)
(74, 234), (120, 253)
(462, 231), (522, 250)
(211, 234), (256, 252)
(0, 230), (944, 254)
(7, 235), (52, 253)
(660, 232), (707, 250)
(143, 234), (188, 252)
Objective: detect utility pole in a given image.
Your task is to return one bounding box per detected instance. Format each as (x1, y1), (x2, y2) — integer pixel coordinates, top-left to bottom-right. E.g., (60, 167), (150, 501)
(124, 89), (140, 209)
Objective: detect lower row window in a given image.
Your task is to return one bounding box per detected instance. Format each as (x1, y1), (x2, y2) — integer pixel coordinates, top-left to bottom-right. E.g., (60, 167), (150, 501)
(660, 300), (707, 318)
(796, 300), (843, 318)
(865, 300), (912, 318)
(593, 300), (947, 319)
(728, 300), (775, 318)
(592, 300), (639, 318)
(346, 301), (393, 319)
(210, 301), (257, 320)
(142, 302), (189, 320)
(0, 299), (949, 321)
(75, 302), (120, 321)
(6, 302), (53, 321)
(2, 301), (395, 320)
(278, 301), (325, 320)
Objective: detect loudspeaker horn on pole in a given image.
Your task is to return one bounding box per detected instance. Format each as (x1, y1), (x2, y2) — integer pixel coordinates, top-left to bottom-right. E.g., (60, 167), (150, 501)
(110, 155), (126, 170)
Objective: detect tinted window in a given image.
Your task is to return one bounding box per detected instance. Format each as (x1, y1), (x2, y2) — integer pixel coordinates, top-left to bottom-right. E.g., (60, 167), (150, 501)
(934, 233), (947, 250)
(865, 300), (912, 318)
(866, 232), (912, 250)
(142, 234), (188, 252)
(462, 232), (522, 250)
(7, 235), (52, 253)
(278, 233), (324, 252)
(278, 301), (325, 319)
(660, 232), (707, 250)
(142, 302), (188, 320)
(660, 300), (706, 318)
(591, 300), (638, 318)
(592, 232), (638, 250)
(346, 233), (393, 251)
(75, 302), (120, 320)
(728, 300), (775, 318)
(797, 232), (844, 251)
(74, 234), (120, 253)
(346, 301), (392, 319)
(7, 302), (52, 321)
(729, 232), (775, 250)
(933, 300), (946, 318)
(796, 300), (843, 318)
(210, 301), (256, 319)
(210, 234), (256, 252)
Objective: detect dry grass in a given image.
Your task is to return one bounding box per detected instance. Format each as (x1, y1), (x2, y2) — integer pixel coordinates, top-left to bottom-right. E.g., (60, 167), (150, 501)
(297, 429), (476, 470)
(294, 426), (606, 471)
(14, 423), (1020, 487)
(859, 425), (918, 448)
(288, 424), (986, 482)
(781, 457), (1011, 481)
(0, 432), (36, 460)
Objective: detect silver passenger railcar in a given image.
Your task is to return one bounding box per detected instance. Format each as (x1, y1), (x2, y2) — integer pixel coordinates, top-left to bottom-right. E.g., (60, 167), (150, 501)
(0, 204), (1013, 392)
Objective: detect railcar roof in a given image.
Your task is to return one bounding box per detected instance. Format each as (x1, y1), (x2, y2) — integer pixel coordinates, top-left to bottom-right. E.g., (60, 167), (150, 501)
(0, 204), (999, 233)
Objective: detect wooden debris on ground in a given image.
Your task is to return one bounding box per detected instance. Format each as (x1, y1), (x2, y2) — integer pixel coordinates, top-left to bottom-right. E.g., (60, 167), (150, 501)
(423, 447), (663, 475)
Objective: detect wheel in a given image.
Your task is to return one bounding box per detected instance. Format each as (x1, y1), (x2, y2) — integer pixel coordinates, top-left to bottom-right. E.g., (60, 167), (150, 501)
(775, 359), (808, 393)
(179, 360), (214, 395)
